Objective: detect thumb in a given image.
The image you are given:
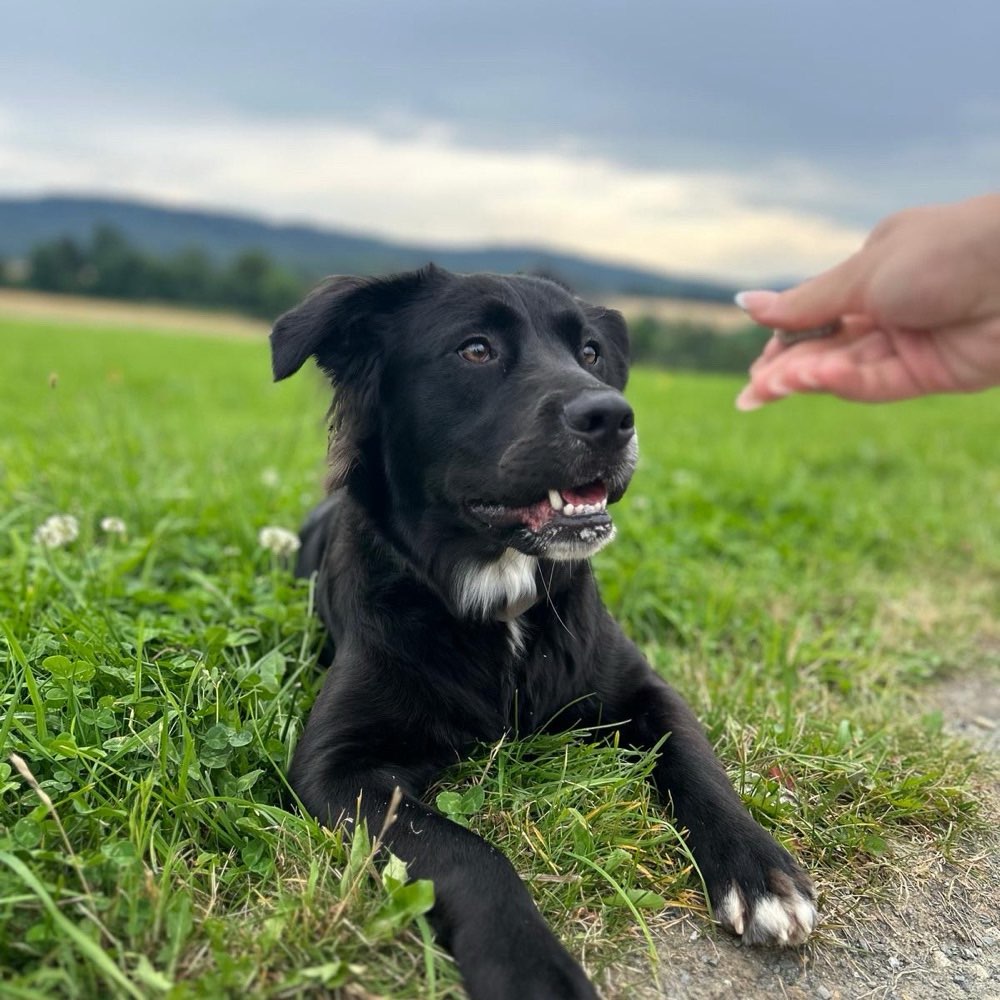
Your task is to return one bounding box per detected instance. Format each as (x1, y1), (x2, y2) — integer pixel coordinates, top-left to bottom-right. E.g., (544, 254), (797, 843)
(736, 251), (867, 329)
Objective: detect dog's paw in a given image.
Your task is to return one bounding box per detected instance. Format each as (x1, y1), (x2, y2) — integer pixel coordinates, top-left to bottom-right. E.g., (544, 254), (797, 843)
(715, 867), (817, 946)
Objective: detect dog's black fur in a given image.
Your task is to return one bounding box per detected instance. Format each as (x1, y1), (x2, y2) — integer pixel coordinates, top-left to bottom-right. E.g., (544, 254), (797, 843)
(271, 265), (817, 1000)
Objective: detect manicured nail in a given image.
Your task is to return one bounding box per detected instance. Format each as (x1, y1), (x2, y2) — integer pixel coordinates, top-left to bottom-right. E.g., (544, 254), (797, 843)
(735, 385), (764, 411)
(734, 290), (779, 313)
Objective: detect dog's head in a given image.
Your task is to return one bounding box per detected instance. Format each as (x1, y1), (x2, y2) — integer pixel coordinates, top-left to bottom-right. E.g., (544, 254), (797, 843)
(271, 265), (637, 603)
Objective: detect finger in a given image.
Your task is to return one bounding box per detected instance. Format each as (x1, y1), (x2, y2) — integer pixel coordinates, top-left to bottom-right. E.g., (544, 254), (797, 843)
(812, 352), (926, 402)
(757, 330), (911, 402)
(747, 316), (875, 383)
(737, 320), (887, 410)
(837, 328), (895, 366)
(735, 250), (869, 329)
(748, 333), (785, 374)
(748, 315), (873, 376)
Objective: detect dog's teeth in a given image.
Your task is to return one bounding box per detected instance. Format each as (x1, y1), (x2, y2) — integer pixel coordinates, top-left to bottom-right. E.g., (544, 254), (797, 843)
(555, 500), (611, 518)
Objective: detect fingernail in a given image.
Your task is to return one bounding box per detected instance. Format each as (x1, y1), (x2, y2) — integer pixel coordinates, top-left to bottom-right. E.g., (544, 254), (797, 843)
(734, 290), (779, 313)
(735, 385), (764, 411)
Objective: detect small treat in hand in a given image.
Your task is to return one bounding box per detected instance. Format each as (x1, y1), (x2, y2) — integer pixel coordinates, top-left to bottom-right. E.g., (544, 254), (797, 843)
(774, 318), (843, 347)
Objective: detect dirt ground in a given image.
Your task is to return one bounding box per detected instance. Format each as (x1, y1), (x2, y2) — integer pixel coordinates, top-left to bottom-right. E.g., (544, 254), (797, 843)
(0, 287), (746, 339)
(0, 287), (268, 337)
(602, 295), (747, 330)
(607, 671), (1000, 1000)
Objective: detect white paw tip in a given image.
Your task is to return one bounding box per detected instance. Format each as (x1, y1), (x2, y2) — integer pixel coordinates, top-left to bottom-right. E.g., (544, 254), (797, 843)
(718, 886), (746, 936)
(793, 892), (819, 936)
(750, 895), (794, 944)
(717, 879), (818, 947)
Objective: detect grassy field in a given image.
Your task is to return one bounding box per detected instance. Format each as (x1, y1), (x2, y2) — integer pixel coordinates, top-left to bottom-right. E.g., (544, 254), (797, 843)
(1, 313), (998, 999)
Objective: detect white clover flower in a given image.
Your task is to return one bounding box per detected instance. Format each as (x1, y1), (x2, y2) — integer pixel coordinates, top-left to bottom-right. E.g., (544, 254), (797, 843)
(100, 516), (127, 535)
(258, 526), (301, 557)
(34, 514), (79, 548)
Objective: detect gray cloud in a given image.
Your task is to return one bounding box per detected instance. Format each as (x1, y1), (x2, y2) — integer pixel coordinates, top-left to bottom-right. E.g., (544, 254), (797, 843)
(3, 0), (998, 272)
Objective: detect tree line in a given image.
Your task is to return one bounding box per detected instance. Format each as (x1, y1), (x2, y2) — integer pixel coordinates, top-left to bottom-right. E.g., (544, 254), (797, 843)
(1, 225), (306, 319)
(0, 226), (766, 371)
(628, 315), (770, 373)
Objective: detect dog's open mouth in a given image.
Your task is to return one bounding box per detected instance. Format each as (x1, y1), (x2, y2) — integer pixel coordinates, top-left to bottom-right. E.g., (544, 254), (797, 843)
(467, 479), (612, 535)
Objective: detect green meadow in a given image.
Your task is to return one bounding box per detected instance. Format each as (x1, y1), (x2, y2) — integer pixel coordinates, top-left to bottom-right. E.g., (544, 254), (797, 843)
(1, 314), (997, 998)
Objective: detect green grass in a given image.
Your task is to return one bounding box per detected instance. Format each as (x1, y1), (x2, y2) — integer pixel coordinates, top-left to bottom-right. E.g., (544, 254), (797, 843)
(1, 315), (998, 998)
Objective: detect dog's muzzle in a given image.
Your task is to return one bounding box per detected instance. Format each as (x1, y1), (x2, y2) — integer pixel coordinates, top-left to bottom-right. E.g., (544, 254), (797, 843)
(465, 431), (639, 560)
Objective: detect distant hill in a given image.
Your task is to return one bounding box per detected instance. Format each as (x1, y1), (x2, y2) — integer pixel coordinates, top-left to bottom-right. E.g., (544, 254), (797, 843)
(0, 195), (736, 301)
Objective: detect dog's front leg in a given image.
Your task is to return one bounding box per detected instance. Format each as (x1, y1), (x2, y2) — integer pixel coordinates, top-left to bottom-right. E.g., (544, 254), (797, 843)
(603, 639), (818, 946)
(290, 758), (598, 1000)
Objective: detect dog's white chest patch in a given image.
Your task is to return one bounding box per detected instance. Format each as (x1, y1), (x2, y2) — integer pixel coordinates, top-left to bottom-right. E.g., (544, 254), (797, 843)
(454, 548), (537, 622)
(505, 618), (527, 657)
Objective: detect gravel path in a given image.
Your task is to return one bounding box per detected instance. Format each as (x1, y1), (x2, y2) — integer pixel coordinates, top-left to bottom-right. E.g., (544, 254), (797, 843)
(604, 670), (1000, 1000)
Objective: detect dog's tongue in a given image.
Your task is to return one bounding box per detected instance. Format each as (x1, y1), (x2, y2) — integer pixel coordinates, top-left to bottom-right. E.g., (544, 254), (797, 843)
(561, 481), (607, 505)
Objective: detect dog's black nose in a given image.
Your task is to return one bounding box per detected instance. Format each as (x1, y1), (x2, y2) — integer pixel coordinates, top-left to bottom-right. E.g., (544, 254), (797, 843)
(563, 391), (635, 449)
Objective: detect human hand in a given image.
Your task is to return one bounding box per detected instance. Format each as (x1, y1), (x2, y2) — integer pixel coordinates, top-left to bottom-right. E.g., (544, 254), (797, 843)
(734, 194), (1000, 409)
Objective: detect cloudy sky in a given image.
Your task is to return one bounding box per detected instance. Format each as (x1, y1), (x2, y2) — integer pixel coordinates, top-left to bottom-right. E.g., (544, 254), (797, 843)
(3, 0), (998, 282)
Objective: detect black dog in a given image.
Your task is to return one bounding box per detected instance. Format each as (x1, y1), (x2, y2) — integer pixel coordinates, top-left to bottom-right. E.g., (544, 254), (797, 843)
(270, 265), (817, 1000)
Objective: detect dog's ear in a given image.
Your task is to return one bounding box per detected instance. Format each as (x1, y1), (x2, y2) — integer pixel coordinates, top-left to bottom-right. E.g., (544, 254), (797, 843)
(271, 272), (432, 382)
(271, 267), (438, 488)
(270, 276), (371, 382)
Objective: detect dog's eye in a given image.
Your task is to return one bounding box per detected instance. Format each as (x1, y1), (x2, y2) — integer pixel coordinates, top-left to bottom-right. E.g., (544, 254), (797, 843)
(458, 338), (494, 364)
(581, 341), (600, 365)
